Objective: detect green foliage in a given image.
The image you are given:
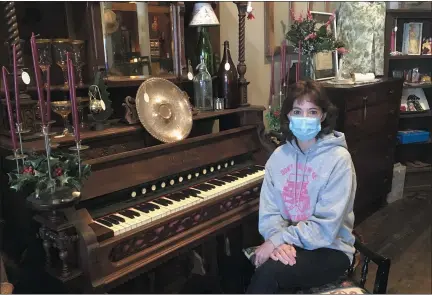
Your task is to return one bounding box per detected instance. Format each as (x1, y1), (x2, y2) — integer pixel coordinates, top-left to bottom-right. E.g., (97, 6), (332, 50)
(286, 11), (346, 55)
(265, 108), (281, 132)
(8, 151), (91, 196)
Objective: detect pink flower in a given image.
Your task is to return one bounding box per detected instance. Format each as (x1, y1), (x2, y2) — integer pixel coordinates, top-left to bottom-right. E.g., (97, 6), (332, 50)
(337, 47), (349, 55)
(325, 13), (335, 27)
(305, 33), (317, 41)
(290, 8), (296, 21)
(307, 10), (312, 20)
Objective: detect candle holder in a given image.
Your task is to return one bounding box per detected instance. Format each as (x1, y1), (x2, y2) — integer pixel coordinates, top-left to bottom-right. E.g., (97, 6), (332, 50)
(68, 140), (89, 179)
(5, 148), (27, 174)
(34, 119), (58, 138)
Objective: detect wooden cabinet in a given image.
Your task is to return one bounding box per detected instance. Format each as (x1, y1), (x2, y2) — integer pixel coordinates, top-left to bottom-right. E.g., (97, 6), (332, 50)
(323, 79), (403, 223)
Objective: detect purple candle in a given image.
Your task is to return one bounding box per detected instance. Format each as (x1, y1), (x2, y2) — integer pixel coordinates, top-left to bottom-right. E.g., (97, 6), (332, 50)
(12, 44), (21, 125)
(46, 66), (51, 121)
(268, 52), (275, 107)
(2, 67), (18, 151)
(30, 33), (46, 125)
(297, 41), (302, 82)
(66, 53), (80, 142)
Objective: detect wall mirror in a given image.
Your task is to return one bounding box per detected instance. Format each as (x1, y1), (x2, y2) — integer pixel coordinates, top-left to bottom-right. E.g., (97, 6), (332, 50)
(264, 2), (337, 58)
(99, 2), (184, 79)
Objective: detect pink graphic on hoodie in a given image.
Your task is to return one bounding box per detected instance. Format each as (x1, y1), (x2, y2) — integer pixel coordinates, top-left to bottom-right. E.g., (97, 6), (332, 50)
(280, 164), (317, 221)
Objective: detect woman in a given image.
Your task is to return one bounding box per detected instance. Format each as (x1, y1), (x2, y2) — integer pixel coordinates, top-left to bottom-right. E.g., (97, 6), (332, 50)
(247, 81), (356, 293)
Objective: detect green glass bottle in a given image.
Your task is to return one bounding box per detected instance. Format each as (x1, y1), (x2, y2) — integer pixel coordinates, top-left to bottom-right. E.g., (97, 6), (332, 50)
(195, 27), (214, 76)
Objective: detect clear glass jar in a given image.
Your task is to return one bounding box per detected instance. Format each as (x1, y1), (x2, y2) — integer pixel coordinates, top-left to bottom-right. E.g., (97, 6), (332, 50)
(193, 61), (213, 111)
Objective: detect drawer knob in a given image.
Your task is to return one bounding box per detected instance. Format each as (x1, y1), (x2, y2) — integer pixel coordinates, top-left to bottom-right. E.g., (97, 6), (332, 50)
(389, 89), (394, 95)
(389, 109), (395, 115)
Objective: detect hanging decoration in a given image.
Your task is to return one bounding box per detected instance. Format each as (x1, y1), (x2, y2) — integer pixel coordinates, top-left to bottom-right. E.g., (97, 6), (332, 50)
(247, 2), (254, 20)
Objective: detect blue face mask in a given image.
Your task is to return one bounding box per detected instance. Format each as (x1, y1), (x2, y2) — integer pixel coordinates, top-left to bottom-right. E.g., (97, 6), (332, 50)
(289, 116), (322, 141)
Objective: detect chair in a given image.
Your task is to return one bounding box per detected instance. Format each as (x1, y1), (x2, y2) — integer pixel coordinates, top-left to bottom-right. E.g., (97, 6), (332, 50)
(282, 237), (391, 294)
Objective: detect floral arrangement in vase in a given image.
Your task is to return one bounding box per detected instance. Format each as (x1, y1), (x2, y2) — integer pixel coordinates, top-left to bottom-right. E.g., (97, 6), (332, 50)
(8, 151), (91, 197)
(286, 10), (348, 80)
(286, 10), (346, 55)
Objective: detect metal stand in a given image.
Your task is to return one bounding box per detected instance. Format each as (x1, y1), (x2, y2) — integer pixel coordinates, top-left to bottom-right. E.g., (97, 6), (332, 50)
(68, 141), (89, 179)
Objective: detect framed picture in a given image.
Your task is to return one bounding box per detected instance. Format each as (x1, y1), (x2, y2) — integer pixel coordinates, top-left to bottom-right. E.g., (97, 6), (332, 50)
(402, 22), (423, 55)
(310, 11), (338, 80)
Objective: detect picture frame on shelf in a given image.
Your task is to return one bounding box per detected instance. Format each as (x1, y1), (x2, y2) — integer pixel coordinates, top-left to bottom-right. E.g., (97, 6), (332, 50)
(310, 11), (338, 81)
(422, 37), (431, 55)
(402, 22), (423, 55)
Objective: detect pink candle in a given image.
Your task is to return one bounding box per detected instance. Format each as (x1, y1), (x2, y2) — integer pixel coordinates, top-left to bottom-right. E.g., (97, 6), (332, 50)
(390, 31), (395, 52)
(46, 66), (51, 121)
(281, 40), (286, 86)
(67, 53), (80, 142)
(30, 33), (46, 125)
(2, 67), (17, 151)
(12, 44), (21, 125)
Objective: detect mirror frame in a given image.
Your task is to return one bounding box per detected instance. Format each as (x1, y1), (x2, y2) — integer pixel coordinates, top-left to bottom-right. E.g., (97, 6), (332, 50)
(86, 1), (185, 86)
(264, 2), (332, 57)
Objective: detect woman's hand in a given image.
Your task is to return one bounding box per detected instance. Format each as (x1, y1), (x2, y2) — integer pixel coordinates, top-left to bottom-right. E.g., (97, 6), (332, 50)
(254, 240), (276, 267)
(270, 244), (297, 266)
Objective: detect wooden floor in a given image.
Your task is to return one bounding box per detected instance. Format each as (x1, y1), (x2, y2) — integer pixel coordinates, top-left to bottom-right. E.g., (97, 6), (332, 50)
(355, 190), (431, 294)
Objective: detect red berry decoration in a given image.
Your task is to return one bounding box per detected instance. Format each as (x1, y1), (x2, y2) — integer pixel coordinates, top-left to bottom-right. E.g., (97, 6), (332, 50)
(55, 167), (63, 177)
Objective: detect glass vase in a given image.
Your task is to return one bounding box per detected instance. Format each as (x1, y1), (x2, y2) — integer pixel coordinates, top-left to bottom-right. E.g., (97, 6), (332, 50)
(301, 55), (315, 80)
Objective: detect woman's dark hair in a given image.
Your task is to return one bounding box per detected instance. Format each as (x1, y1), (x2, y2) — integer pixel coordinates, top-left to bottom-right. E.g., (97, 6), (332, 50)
(280, 80), (338, 142)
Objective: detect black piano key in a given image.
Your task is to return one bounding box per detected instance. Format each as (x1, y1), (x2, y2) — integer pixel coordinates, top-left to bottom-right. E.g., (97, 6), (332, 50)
(96, 219), (113, 227)
(207, 179), (224, 186)
(89, 222), (114, 242)
(125, 209), (140, 217)
(118, 211), (135, 219)
(153, 199), (170, 206)
(194, 184), (211, 191)
(168, 192), (185, 201)
(134, 205), (150, 213)
(188, 188), (202, 195)
(148, 202), (160, 210)
(104, 216), (120, 225)
(110, 215), (125, 222)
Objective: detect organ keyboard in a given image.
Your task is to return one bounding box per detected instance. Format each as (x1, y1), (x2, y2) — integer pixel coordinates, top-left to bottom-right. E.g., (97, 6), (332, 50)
(30, 125), (271, 293)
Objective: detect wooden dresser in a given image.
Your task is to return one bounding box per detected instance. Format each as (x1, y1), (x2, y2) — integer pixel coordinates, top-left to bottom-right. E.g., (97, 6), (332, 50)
(323, 78), (403, 223)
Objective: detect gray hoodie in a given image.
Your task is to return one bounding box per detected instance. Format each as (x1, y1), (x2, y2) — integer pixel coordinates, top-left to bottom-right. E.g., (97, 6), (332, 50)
(258, 131), (356, 262)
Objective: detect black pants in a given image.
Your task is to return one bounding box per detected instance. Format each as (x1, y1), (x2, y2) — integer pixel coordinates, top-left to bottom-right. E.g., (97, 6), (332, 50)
(246, 247), (350, 294)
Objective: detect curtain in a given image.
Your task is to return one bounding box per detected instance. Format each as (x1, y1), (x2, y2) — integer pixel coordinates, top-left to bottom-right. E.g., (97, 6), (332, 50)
(337, 2), (386, 76)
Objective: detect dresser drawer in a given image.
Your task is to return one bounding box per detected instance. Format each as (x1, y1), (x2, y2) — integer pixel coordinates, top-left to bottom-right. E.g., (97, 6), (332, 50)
(344, 102), (398, 137)
(344, 81), (400, 111)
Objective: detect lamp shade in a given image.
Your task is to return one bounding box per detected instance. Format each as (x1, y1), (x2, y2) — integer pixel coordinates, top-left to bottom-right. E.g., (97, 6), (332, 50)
(189, 3), (219, 27)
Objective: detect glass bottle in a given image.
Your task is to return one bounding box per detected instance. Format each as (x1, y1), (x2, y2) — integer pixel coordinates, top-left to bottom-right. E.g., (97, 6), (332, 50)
(193, 59), (213, 111)
(195, 27), (214, 76)
(218, 41), (239, 109)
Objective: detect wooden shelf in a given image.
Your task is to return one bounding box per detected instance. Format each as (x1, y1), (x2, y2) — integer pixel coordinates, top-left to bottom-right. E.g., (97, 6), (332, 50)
(386, 9), (432, 18)
(400, 110), (432, 119)
(404, 83), (432, 89)
(111, 2), (170, 14)
(406, 165), (432, 174)
(389, 55), (432, 60)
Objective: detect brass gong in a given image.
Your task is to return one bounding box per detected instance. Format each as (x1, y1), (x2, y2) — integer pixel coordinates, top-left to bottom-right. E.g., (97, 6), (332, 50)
(136, 78), (193, 143)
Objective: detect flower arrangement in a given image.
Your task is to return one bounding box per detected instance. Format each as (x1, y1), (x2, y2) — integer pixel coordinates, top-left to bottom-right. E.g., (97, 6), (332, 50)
(8, 151), (91, 197)
(286, 9), (347, 55)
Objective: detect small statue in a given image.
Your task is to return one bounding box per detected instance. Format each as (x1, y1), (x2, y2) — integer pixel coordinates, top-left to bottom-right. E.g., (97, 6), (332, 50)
(422, 37), (431, 55)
